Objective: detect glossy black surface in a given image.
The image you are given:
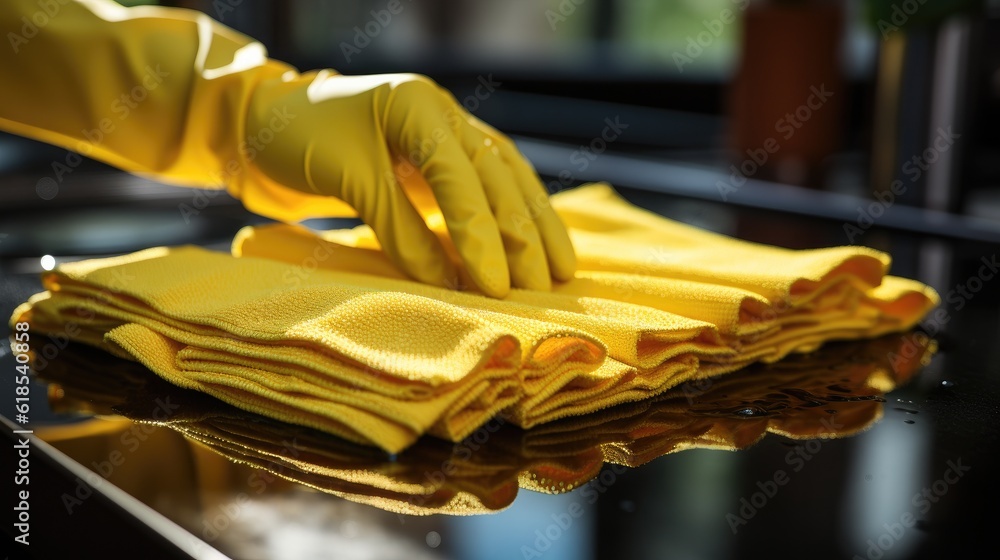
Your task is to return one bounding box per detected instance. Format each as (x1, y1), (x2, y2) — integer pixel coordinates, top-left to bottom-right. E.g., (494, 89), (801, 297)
(2, 175), (999, 560)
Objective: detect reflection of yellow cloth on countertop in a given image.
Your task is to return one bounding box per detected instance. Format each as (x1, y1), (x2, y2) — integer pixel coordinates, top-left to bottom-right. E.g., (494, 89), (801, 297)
(36, 332), (931, 516)
(11, 184), (939, 453)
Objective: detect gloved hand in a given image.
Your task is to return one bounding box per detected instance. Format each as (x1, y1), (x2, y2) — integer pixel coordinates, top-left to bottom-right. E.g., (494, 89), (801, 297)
(245, 72), (576, 297)
(0, 0), (575, 298)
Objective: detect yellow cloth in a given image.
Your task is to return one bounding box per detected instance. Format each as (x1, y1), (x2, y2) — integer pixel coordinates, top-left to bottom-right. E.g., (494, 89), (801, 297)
(12, 184), (939, 453)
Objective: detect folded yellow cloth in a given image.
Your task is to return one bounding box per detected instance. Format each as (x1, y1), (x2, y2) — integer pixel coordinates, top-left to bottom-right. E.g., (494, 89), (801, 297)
(12, 184), (939, 453)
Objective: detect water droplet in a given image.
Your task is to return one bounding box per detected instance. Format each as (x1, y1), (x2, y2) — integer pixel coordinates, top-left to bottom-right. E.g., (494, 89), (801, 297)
(904, 420), (916, 424)
(426, 531), (442, 548)
(941, 380), (954, 388)
(734, 406), (765, 417)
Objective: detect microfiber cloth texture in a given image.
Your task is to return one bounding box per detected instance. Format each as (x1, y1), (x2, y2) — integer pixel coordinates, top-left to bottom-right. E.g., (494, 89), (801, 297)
(11, 183), (939, 453)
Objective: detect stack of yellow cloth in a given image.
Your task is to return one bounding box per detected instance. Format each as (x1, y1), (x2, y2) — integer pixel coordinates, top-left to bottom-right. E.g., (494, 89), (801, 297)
(11, 184), (939, 453)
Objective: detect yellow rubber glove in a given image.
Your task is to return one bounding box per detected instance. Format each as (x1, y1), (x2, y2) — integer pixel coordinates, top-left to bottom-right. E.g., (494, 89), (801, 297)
(0, 0), (575, 297)
(246, 71), (576, 296)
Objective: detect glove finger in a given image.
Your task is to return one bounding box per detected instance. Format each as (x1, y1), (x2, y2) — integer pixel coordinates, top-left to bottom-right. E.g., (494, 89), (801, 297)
(385, 80), (510, 297)
(489, 131), (577, 282)
(311, 153), (457, 288)
(415, 129), (510, 298)
(458, 126), (552, 291)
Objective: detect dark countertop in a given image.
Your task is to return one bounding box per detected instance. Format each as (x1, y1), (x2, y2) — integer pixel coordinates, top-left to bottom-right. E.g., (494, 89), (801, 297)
(2, 168), (999, 560)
